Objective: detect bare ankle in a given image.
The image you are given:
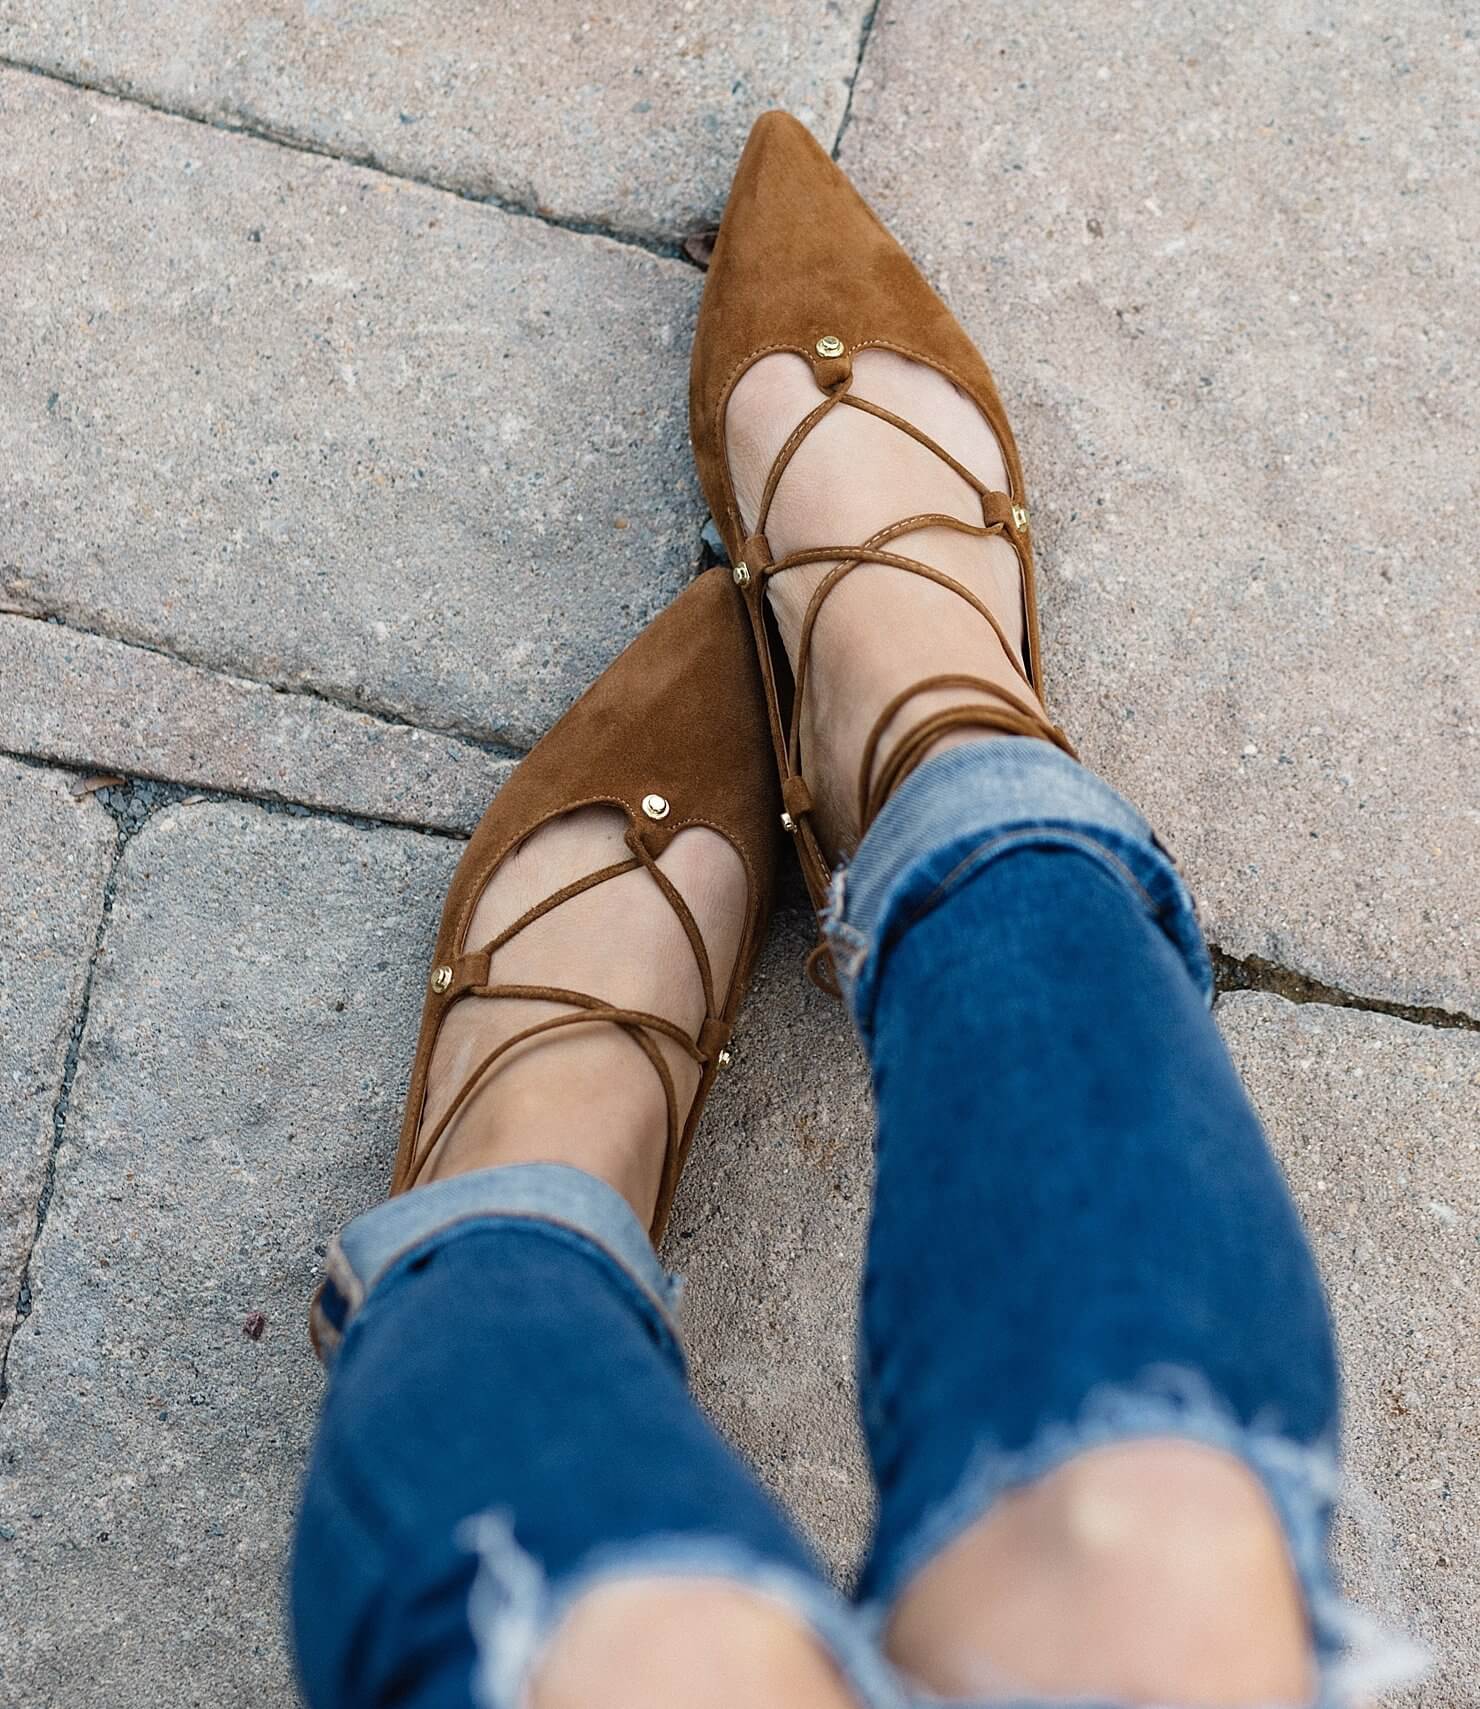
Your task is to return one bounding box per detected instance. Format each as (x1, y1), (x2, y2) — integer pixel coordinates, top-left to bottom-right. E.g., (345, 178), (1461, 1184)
(886, 1440), (1316, 1707)
(533, 1579), (861, 1709)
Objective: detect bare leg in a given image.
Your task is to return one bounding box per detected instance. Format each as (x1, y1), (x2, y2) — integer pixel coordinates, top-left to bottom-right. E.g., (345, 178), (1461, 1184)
(886, 1441), (1314, 1705)
(534, 1582), (861, 1709)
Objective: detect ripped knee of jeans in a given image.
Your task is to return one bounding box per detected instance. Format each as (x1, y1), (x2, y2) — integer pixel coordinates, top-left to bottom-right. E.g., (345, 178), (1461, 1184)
(863, 1368), (1429, 1709)
(459, 1515), (911, 1709)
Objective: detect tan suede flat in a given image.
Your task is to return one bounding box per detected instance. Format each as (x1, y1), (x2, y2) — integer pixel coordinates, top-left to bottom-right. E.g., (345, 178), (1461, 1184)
(689, 111), (1074, 923)
(389, 568), (780, 1241)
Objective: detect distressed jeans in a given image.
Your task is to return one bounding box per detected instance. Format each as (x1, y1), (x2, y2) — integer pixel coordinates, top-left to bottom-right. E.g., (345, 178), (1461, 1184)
(292, 740), (1384, 1709)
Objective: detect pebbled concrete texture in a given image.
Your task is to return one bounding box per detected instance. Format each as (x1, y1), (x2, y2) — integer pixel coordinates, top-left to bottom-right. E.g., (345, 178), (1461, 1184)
(667, 906), (874, 1578)
(0, 67), (702, 755)
(1219, 993), (1480, 1705)
(0, 802), (457, 1708)
(0, 759), (115, 1350)
(0, 615), (514, 833)
(840, 0), (1479, 1018)
(0, 1), (872, 241)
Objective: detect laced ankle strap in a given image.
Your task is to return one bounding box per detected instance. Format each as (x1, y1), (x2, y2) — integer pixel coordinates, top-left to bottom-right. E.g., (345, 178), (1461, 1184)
(405, 817), (731, 1202)
(797, 674), (1073, 1001)
(858, 673), (1077, 833)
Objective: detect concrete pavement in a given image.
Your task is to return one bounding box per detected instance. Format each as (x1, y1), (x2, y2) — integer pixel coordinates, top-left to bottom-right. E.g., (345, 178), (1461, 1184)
(1, 6), (1475, 1702)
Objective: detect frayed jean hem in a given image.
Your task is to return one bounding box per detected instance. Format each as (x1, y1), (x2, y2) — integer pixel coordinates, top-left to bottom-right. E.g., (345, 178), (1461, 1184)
(462, 1522), (914, 1709)
(857, 1370), (1428, 1709)
(824, 739), (1212, 1039)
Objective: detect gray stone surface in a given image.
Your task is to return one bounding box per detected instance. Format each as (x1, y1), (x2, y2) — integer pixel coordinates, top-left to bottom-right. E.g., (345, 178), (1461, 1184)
(667, 906), (874, 1578)
(1220, 993), (1480, 1705)
(0, 805), (874, 1702)
(842, 1), (1479, 1017)
(0, 67), (702, 755)
(0, 2), (871, 240)
(0, 801), (457, 1708)
(3, 797), (1476, 1704)
(2, 10), (1476, 1704)
(0, 615), (514, 832)
(0, 758), (114, 1349)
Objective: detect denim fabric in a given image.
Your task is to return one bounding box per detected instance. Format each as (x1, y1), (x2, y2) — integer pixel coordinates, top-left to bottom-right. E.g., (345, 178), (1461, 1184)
(824, 737), (1212, 1021)
(293, 1215), (906, 1709)
(292, 740), (1397, 1709)
(309, 1162), (683, 1360)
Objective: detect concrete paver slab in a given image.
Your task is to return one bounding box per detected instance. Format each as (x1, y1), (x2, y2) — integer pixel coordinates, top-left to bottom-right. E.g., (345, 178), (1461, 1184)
(0, 615), (513, 832)
(0, 801), (457, 1707)
(0, 2), (872, 240)
(1220, 993), (1480, 1703)
(841, 2), (1478, 1016)
(0, 758), (114, 1342)
(0, 68), (702, 755)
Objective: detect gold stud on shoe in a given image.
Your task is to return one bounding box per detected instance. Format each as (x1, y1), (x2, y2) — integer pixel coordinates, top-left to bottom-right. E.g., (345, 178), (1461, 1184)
(732, 561), (751, 588)
(717, 1047), (733, 1069)
(430, 964), (453, 993)
(781, 811), (797, 833)
(641, 793), (671, 821)
(1011, 502), (1030, 533)
(815, 334), (845, 359)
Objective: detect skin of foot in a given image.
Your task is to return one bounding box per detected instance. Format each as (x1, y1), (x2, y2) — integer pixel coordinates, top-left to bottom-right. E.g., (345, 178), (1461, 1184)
(885, 1439), (1317, 1706)
(414, 806), (746, 1229)
(725, 347), (1045, 859)
(532, 1581), (861, 1709)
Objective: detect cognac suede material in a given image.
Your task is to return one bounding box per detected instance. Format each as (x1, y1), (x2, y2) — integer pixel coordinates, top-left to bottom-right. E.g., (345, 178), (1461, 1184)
(389, 568), (781, 1240)
(689, 110), (1057, 914)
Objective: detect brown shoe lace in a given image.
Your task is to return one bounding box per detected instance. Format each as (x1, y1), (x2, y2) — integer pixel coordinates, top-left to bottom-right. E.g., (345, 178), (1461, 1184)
(403, 817), (729, 1202)
(738, 361), (1077, 987)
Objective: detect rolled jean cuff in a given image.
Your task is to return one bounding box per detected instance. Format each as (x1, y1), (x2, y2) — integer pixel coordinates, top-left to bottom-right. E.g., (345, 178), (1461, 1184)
(824, 739), (1213, 1033)
(309, 1163), (681, 1362)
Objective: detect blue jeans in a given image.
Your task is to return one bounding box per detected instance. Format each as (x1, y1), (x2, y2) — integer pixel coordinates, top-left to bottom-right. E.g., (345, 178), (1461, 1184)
(292, 741), (1375, 1709)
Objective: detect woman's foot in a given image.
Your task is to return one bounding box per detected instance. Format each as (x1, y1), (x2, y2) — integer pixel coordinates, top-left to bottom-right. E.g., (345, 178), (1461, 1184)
(725, 347), (1043, 859)
(414, 807), (747, 1228)
(386, 566), (778, 1237)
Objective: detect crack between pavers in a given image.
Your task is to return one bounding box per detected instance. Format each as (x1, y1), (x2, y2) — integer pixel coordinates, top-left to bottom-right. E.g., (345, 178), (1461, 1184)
(832, 0), (884, 160)
(3, 606), (525, 762)
(0, 823), (125, 1403)
(0, 748), (475, 844)
(7, 750), (1473, 1033)
(2, 742), (485, 838)
(0, 764), (475, 1401)
(1211, 947), (1479, 1035)
(0, 55), (701, 269)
